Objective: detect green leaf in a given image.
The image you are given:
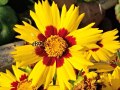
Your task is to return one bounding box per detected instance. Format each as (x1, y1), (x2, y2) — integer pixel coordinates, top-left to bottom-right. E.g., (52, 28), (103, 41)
(117, 51), (120, 60)
(74, 76), (84, 86)
(0, 0), (8, 5)
(53, 73), (57, 85)
(115, 4), (120, 22)
(116, 62), (120, 67)
(18, 66), (32, 74)
(68, 80), (75, 85)
(0, 6), (17, 45)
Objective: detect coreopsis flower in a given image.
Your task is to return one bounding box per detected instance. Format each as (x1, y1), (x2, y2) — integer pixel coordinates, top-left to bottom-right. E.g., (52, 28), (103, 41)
(71, 71), (97, 90)
(109, 66), (120, 90)
(0, 65), (37, 90)
(85, 29), (120, 62)
(11, 0), (103, 89)
(98, 73), (112, 90)
(99, 66), (120, 90)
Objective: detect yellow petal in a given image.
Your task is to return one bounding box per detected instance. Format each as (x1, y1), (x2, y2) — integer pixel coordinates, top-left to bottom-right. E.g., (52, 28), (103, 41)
(71, 13), (85, 31)
(47, 85), (60, 90)
(88, 63), (114, 72)
(29, 60), (46, 87)
(44, 62), (56, 88)
(51, 1), (60, 29)
(12, 65), (28, 81)
(69, 45), (83, 51)
(11, 45), (40, 67)
(68, 51), (93, 67)
(42, 0), (53, 25)
(59, 5), (67, 29)
(112, 66), (120, 79)
(14, 24), (40, 43)
(0, 87), (11, 90)
(6, 70), (16, 81)
(30, 10), (45, 34)
(90, 50), (100, 61)
(0, 72), (13, 87)
(63, 59), (76, 81)
(57, 67), (70, 90)
(63, 6), (79, 32)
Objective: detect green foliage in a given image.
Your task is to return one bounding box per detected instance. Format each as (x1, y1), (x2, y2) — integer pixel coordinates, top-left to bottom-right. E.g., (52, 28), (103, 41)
(0, 0), (8, 5)
(53, 73), (57, 85)
(115, 1), (120, 22)
(116, 51), (120, 67)
(19, 66), (32, 74)
(0, 6), (17, 45)
(69, 70), (84, 88)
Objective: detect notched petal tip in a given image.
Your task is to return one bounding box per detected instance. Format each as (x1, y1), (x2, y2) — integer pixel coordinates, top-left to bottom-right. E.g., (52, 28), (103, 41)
(52, 1), (56, 5)
(79, 13), (85, 20)
(30, 10), (35, 15)
(113, 29), (119, 34)
(62, 4), (67, 8)
(14, 24), (21, 28)
(90, 22), (96, 26)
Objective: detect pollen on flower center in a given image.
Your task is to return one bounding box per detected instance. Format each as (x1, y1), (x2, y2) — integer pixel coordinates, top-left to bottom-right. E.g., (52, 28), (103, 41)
(17, 80), (36, 90)
(44, 35), (68, 58)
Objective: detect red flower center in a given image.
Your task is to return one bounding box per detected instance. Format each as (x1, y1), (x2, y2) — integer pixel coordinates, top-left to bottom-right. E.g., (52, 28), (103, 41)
(11, 74), (36, 90)
(35, 26), (76, 67)
(44, 35), (68, 58)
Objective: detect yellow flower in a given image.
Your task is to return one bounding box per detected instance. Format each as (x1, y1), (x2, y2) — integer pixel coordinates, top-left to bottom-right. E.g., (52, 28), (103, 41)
(0, 65), (37, 90)
(98, 73), (112, 90)
(109, 66), (120, 90)
(72, 71), (97, 90)
(85, 29), (120, 62)
(99, 66), (120, 90)
(11, 0), (103, 89)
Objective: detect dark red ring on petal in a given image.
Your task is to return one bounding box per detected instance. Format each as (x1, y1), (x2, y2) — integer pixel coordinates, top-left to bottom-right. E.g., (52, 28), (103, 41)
(35, 46), (47, 56)
(38, 34), (46, 41)
(43, 56), (56, 66)
(42, 49), (71, 68)
(65, 36), (76, 47)
(11, 74), (28, 90)
(11, 81), (19, 90)
(45, 26), (57, 38)
(20, 74), (28, 81)
(92, 41), (103, 52)
(58, 28), (68, 38)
